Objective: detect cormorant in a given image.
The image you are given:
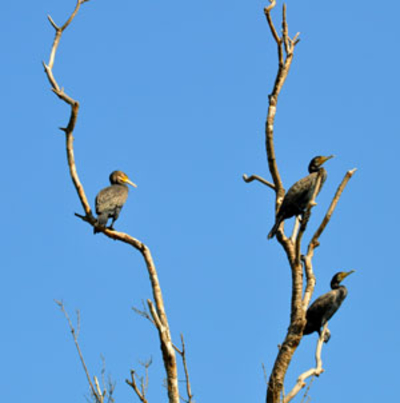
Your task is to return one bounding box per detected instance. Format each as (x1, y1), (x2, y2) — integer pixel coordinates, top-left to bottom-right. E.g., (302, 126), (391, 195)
(268, 155), (334, 239)
(94, 170), (137, 234)
(303, 270), (355, 342)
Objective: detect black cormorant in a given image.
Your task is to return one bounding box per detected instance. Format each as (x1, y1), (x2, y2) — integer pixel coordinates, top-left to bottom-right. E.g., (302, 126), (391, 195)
(268, 155), (334, 239)
(94, 170), (137, 234)
(303, 270), (355, 342)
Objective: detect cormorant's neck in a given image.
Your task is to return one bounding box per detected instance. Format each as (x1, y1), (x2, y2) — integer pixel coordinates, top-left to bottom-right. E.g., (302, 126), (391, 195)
(331, 282), (346, 290)
(110, 182), (129, 189)
(309, 165), (325, 174)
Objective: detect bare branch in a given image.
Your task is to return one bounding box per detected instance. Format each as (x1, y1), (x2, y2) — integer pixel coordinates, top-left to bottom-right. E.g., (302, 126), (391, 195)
(242, 174), (276, 190)
(301, 254), (315, 311)
(300, 376), (314, 403)
(175, 334), (194, 403)
(43, 1), (92, 216)
(302, 168), (357, 308)
(55, 301), (103, 403)
(147, 299), (163, 331)
(263, 2), (301, 211)
(126, 370), (149, 403)
(294, 172), (323, 265)
(283, 325), (327, 403)
(264, 1), (280, 47)
(94, 376), (104, 403)
(45, 3), (181, 402)
(282, 4), (290, 55)
(126, 359), (152, 403)
(290, 217), (300, 243)
(259, 2), (356, 402)
(308, 169), (357, 251)
(132, 301), (156, 327)
(262, 363), (269, 385)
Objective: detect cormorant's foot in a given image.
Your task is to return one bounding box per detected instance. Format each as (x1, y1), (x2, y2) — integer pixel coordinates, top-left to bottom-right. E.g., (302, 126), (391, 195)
(107, 225), (116, 231)
(323, 329), (331, 343)
(93, 224), (106, 235)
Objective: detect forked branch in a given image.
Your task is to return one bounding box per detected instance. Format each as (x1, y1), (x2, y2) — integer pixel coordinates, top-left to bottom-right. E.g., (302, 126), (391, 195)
(126, 359), (152, 403)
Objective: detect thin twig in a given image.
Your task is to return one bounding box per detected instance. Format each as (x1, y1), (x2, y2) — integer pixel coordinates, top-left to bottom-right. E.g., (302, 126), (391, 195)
(264, 1), (280, 46)
(126, 359), (152, 403)
(55, 300), (103, 403)
(132, 301), (156, 327)
(126, 370), (149, 403)
(262, 363), (269, 385)
(175, 334), (194, 403)
(300, 375), (315, 403)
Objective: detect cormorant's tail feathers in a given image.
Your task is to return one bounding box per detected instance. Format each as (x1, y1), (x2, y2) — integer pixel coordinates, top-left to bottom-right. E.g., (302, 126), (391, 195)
(93, 213), (108, 234)
(267, 218), (282, 239)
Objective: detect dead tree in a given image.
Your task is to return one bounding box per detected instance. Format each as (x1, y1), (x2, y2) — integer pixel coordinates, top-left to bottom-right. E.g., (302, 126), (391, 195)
(244, 2), (356, 402)
(42, 2), (192, 403)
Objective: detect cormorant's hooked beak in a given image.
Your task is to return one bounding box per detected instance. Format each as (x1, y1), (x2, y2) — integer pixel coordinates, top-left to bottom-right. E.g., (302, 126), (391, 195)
(320, 155), (335, 165)
(124, 178), (137, 188)
(341, 270), (355, 281)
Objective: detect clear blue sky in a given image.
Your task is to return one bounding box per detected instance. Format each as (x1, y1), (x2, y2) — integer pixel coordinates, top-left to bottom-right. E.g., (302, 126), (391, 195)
(1, 1), (398, 402)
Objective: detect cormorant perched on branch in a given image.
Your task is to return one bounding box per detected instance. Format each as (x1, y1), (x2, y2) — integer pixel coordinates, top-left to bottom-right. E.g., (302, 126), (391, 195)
(268, 155), (334, 239)
(303, 270), (355, 342)
(94, 170), (137, 234)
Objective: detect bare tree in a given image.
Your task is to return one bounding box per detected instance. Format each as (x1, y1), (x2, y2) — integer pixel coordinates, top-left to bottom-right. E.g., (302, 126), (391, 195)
(244, 2), (356, 402)
(43, 2), (192, 403)
(43, 1), (356, 403)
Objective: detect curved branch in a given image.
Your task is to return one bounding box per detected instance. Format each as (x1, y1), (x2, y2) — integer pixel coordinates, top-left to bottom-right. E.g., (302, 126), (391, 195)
(44, 3), (180, 403)
(43, 0), (92, 216)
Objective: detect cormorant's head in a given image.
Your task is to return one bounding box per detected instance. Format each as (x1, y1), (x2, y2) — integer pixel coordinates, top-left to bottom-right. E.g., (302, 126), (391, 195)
(308, 155), (334, 173)
(109, 170), (137, 187)
(330, 270), (355, 289)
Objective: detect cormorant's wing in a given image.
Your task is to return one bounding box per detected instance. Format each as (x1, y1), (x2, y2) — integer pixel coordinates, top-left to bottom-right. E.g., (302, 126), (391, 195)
(306, 288), (344, 328)
(279, 174), (317, 218)
(96, 186), (128, 214)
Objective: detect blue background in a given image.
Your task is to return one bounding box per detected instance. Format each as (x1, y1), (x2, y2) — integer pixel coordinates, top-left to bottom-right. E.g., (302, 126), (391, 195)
(1, 1), (398, 402)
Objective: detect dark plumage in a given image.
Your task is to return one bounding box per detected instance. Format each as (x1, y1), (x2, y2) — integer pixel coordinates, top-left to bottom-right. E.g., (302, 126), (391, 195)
(94, 170), (137, 234)
(303, 270), (355, 342)
(268, 155), (334, 239)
